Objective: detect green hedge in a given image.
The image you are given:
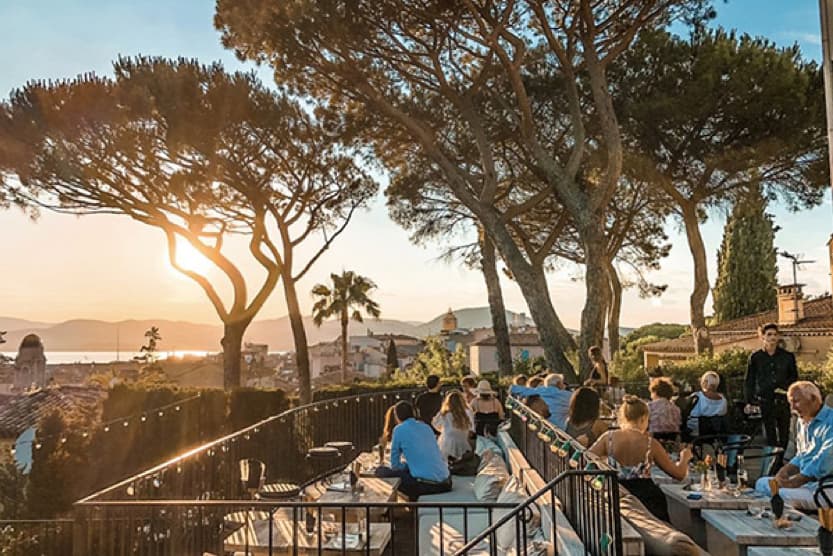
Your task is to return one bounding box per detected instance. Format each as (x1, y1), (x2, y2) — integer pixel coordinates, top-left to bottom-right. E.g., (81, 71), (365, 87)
(229, 388), (290, 431)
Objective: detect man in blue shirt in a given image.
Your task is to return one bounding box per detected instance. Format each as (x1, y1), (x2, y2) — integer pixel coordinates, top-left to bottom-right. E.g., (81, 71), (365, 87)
(375, 401), (451, 499)
(510, 373), (572, 429)
(755, 381), (833, 509)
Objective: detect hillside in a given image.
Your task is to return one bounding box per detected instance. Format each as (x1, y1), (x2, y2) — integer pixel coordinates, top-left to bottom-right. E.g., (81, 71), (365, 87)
(1, 307), (528, 352)
(1, 309), (635, 352)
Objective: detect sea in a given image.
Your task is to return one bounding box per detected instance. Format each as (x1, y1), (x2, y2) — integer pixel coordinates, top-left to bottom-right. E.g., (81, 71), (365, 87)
(0, 351), (213, 364)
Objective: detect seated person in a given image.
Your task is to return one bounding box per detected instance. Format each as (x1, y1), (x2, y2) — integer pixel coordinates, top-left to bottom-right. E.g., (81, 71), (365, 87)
(756, 381), (833, 510)
(648, 377), (681, 441)
(469, 380), (504, 436)
(584, 345), (609, 387)
(415, 374), (444, 432)
(565, 387), (606, 447)
(432, 391), (474, 460)
(460, 375), (477, 406)
(379, 405), (397, 447)
(686, 371), (728, 437)
(527, 375), (545, 388)
(524, 393), (551, 421)
(589, 396), (692, 521)
(510, 373), (572, 429)
(512, 374), (527, 387)
(376, 401), (452, 499)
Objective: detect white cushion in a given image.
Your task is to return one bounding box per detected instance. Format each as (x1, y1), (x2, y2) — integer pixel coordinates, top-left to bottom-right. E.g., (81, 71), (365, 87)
(494, 475), (541, 550)
(473, 454), (509, 502)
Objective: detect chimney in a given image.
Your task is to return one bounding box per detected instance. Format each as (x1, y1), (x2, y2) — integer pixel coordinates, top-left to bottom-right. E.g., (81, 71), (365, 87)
(777, 284), (805, 326)
(828, 234), (833, 295)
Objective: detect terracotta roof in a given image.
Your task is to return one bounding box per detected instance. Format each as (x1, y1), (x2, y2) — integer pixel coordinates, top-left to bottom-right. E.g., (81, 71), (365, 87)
(709, 296), (833, 334)
(473, 333), (542, 347)
(641, 296), (833, 354)
(641, 334), (756, 354)
(0, 385), (106, 438)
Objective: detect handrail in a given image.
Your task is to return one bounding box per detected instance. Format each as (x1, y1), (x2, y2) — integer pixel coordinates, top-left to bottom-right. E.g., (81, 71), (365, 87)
(77, 387), (423, 504)
(454, 469), (616, 554)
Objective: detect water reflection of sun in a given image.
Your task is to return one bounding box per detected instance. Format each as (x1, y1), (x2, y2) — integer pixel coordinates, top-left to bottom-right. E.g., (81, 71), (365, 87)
(169, 241), (212, 276)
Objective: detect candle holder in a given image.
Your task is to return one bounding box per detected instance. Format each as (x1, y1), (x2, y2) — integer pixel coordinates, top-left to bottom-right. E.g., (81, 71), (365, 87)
(818, 527), (833, 556)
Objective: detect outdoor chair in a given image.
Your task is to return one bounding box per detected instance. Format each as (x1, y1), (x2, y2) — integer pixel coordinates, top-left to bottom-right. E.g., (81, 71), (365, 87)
(238, 459), (266, 499)
(324, 440), (356, 469)
(739, 445), (784, 479)
(691, 433), (751, 461)
(305, 446), (343, 484)
(814, 474), (833, 507)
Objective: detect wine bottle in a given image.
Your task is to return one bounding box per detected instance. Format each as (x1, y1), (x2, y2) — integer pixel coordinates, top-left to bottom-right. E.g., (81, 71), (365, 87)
(305, 508), (316, 535)
(349, 466), (359, 493)
(769, 478), (784, 519)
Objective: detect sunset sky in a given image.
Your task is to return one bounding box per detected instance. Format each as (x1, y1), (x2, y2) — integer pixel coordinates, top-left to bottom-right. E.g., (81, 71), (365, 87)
(1, 0), (830, 329)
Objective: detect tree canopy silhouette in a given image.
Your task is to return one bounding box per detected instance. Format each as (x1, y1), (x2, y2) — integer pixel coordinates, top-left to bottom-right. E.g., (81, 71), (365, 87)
(0, 57), (376, 399)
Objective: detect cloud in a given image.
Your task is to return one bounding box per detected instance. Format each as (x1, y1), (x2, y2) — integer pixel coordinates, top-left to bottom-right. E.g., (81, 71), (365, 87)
(778, 31), (821, 46)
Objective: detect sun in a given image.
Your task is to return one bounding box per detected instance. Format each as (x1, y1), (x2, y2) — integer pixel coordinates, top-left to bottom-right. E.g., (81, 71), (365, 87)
(169, 240), (213, 276)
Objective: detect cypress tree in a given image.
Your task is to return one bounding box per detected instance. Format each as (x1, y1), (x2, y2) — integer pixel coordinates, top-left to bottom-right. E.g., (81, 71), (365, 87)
(712, 187), (778, 323)
(386, 338), (399, 374)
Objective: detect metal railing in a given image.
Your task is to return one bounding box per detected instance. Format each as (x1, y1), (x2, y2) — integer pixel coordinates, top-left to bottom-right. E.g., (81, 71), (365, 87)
(73, 498), (523, 555)
(506, 397), (623, 556)
(454, 469), (618, 556)
(70, 388), (624, 555)
(78, 388), (423, 503)
(0, 519), (73, 555)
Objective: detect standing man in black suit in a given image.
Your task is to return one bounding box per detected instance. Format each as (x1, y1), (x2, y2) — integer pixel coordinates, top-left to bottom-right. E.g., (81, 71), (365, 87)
(745, 323), (798, 447)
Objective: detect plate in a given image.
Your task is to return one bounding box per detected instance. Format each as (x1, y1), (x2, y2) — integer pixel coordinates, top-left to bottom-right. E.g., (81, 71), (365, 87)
(325, 533), (362, 550)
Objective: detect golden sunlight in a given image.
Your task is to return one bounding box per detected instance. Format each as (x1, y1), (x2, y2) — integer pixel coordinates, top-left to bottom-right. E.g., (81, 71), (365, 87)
(169, 239), (213, 277)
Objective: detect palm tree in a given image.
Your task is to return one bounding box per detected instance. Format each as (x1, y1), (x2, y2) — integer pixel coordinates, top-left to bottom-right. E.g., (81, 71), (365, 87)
(311, 271), (381, 382)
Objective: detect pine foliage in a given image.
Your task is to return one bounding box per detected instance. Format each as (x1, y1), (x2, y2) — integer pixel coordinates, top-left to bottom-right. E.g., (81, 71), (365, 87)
(712, 188), (778, 323)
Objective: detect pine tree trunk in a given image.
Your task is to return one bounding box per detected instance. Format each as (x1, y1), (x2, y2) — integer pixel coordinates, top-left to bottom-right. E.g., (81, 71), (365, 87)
(480, 233), (513, 376)
(282, 276), (312, 404)
(477, 211), (577, 381)
(681, 202), (713, 355)
(515, 265), (578, 382)
(341, 313), (349, 383)
(607, 261), (622, 356)
(221, 318), (251, 390)
(578, 227), (610, 381)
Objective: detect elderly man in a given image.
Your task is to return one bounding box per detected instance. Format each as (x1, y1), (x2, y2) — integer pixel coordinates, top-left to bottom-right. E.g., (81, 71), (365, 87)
(755, 381), (833, 509)
(510, 372), (572, 429)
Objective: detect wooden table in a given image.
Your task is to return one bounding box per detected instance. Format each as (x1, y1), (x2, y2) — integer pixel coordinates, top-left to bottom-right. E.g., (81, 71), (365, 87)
(662, 483), (764, 547)
(701, 509), (819, 556)
(225, 517), (392, 555)
(748, 548), (821, 555)
(353, 450), (390, 476)
(307, 477), (399, 521)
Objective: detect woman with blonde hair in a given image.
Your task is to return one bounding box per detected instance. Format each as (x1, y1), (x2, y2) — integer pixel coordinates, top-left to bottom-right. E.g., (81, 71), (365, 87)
(589, 395), (692, 521)
(380, 405), (397, 446)
(432, 391), (474, 460)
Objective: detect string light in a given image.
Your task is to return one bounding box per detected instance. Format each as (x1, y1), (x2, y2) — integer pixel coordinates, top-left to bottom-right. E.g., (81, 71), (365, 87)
(18, 393), (201, 451)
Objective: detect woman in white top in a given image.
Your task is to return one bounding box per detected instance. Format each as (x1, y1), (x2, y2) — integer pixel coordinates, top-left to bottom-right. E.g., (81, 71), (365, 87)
(687, 371), (728, 435)
(432, 391), (474, 460)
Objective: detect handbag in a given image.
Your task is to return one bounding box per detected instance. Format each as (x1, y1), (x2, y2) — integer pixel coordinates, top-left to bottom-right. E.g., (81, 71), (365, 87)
(449, 450), (481, 476)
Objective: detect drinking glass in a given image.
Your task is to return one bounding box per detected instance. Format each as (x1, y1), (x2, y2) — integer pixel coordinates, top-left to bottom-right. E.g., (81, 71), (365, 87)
(737, 469), (749, 491)
(726, 477), (740, 498)
(748, 501), (764, 518)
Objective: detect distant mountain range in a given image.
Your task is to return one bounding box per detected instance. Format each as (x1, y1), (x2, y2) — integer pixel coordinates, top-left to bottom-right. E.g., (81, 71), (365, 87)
(0, 309), (635, 352)
(0, 308), (524, 352)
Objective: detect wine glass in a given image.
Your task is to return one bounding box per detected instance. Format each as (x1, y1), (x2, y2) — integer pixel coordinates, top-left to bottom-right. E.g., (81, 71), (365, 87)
(737, 468), (749, 491)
